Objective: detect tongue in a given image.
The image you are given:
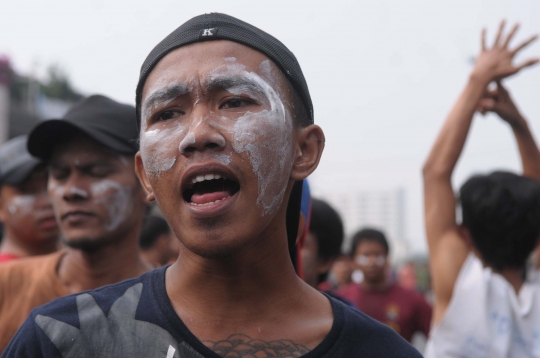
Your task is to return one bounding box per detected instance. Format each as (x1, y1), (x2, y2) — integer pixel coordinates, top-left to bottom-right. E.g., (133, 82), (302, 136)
(191, 191), (230, 205)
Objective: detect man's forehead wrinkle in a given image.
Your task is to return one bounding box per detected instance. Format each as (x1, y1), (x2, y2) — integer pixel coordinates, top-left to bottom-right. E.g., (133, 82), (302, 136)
(204, 75), (266, 95)
(142, 82), (192, 111)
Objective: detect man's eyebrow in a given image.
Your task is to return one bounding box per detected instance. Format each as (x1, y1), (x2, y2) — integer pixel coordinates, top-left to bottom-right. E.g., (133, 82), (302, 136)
(205, 75), (266, 96)
(142, 83), (192, 111)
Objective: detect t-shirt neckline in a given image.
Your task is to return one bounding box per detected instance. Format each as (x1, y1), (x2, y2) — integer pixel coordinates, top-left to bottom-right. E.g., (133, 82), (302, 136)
(149, 265), (345, 358)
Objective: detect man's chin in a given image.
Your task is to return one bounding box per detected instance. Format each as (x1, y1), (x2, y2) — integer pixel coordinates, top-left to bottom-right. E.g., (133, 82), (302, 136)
(61, 235), (111, 253)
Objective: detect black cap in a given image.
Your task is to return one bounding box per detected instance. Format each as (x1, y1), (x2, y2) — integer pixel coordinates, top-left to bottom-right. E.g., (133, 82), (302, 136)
(135, 12), (314, 126)
(28, 95), (139, 161)
(0, 135), (41, 186)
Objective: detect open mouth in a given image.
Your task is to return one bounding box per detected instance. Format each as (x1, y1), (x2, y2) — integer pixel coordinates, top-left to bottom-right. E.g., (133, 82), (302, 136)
(183, 173), (240, 206)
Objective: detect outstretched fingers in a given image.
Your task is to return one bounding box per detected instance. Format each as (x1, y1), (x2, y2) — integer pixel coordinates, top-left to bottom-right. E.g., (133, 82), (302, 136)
(512, 35), (539, 55)
(502, 23), (520, 48)
(493, 20), (506, 47)
(516, 58), (540, 71)
(481, 28), (487, 51)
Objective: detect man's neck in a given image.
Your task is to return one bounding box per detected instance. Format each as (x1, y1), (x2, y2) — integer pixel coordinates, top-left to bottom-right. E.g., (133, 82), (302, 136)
(166, 226), (333, 350)
(58, 231), (152, 294)
(0, 230), (58, 258)
(361, 278), (391, 292)
(498, 268), (526, 294)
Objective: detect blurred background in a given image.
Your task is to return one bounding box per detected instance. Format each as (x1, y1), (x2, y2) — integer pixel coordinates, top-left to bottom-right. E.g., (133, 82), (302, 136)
(1, 0), (539, 263)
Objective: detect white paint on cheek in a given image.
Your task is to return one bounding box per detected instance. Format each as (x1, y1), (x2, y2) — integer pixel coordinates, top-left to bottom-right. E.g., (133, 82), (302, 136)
(8, 195), (36, 216)
(118, 156), (129, 167)
(140, 126), (184, 174)
(224, 57), (236, 62)
(213, 154), (232, 166)
(90, 179), (133, 232)
(225, 70), (293, 216)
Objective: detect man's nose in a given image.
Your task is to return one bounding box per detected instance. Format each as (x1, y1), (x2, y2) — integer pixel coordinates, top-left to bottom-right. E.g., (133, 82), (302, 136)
(57, 174), (90, 202)
(178, 110), (226, 155)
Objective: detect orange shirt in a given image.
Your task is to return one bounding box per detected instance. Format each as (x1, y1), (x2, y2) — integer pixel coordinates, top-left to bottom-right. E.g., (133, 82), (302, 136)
(0, 250), (68, 352)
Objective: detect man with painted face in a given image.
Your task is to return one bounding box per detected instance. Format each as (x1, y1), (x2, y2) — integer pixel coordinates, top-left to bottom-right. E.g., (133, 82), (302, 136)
(0, 136), (59, 263)
(5, 14), (420, 358)
(3, 14), (421, 357)
(0, 95), (151, 353)
(338, 228), (432, 343)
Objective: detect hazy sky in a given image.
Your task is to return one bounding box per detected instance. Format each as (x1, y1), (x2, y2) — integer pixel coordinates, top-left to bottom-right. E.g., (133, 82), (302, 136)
(2, 0), (540, 253)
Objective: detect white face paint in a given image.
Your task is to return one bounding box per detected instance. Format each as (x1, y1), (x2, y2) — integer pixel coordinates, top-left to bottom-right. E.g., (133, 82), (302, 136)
(218, 63), (294, 216)
(140, 59), (294, 216)
(7, 195), (37, 216)
(90, 179), (134, 232)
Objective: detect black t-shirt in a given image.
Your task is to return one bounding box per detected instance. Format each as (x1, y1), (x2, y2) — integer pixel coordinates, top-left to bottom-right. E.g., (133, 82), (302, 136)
(2, 266), (422, 357)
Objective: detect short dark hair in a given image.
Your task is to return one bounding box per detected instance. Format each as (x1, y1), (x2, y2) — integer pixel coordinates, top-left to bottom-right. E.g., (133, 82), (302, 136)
(350, 228), (390, 257)
(309, 198), (344, 262)
(139, 216), (171, 250)
(286, 80), (310, 127)
(459, 171), (540, 271)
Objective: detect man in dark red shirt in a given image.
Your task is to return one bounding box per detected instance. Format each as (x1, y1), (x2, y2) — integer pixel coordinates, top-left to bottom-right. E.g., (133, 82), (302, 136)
(338, 228), (432, 342)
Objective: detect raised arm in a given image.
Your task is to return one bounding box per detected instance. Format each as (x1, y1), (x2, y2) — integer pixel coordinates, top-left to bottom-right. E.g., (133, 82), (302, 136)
(422, 21), (538, 325)
(478, 81), (540, 180)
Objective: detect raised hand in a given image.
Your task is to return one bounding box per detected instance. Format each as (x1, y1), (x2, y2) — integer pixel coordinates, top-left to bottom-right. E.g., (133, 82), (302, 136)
(472, 21), (539, 84)
(477, 81), (526, 127)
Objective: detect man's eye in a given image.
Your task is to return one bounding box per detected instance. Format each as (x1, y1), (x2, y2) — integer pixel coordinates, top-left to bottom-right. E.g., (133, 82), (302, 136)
(156, 110), (184, 121)
(221, 98), (253, 109)
(50, 168), (69, 180)
(89, 166), (113, 178)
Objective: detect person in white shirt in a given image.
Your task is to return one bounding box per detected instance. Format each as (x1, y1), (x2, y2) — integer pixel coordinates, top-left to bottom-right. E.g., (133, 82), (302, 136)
(423, 20), (540, 358)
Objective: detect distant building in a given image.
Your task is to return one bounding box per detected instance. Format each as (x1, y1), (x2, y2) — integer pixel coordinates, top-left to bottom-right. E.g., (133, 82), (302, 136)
(321, 188), (408, 260)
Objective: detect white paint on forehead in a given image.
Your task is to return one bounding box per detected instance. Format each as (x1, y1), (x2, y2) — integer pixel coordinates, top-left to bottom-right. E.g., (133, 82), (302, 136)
(224, 57), (236, 62)
(91, 179), (133, 232)
(259, 60), (273, 79)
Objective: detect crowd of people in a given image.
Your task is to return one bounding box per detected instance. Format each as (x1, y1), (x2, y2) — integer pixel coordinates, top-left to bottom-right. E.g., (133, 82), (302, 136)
(0, 13), (539, 358)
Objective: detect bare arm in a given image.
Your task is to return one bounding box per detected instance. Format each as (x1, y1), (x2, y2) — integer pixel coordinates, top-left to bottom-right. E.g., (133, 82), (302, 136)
(478, 82), (540, 180)
(422, 21), (538, 325)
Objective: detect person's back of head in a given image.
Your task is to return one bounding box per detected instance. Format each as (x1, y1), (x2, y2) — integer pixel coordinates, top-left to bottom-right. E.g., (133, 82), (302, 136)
(309, 198), (344, 264)
(459, 171), (540, 271)
(139, 215), (175, 267)
(301, 198), (344, 287)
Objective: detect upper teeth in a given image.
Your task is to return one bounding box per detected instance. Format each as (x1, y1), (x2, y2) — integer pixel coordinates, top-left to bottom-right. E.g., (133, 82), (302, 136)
(192, 173), (222, 184)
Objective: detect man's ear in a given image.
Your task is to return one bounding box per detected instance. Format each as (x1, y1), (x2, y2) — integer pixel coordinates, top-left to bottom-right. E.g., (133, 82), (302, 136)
(134, 152), (155, 202)
(291, 125), (325, 181)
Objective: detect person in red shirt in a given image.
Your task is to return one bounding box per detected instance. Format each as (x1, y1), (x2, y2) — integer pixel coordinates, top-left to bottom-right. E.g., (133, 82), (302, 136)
(0, 136), (59, 262)
(338, 228), (432, 342)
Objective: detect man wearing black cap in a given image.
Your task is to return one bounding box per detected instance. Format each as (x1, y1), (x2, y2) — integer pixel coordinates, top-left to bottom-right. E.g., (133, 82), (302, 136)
(0, 135), (58, 263)
(0, 95), (151, 352)
(3, 14), (420, 357)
